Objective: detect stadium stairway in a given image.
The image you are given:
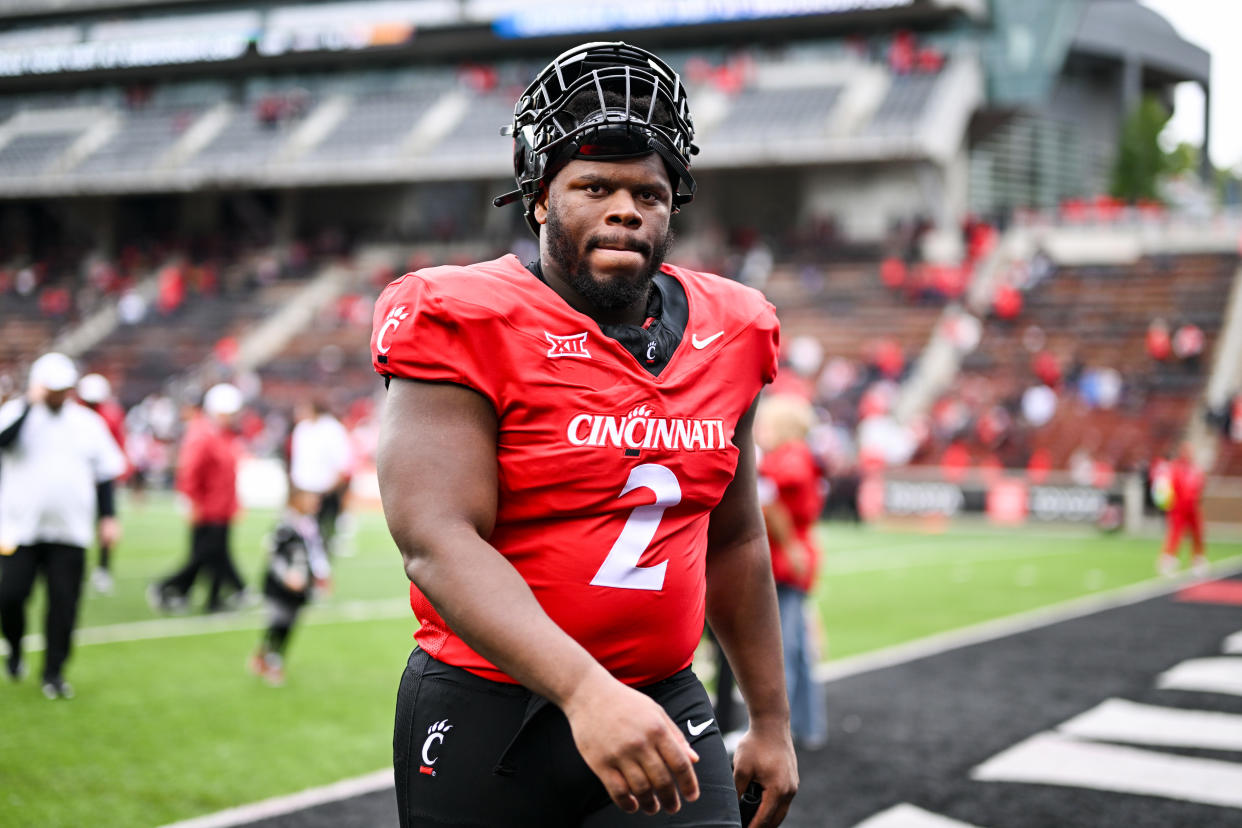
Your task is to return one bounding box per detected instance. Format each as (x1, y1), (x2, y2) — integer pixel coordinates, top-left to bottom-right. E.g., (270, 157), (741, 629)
(49, 271), (161, 360)
(175, 245), (398, 407)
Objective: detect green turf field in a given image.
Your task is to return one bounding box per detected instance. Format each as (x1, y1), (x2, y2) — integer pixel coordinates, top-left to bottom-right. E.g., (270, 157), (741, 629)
(2, 497), (1239, 827)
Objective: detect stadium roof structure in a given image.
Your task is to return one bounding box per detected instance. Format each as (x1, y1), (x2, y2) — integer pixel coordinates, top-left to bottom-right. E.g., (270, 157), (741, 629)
(1074, 0), (1208, 88)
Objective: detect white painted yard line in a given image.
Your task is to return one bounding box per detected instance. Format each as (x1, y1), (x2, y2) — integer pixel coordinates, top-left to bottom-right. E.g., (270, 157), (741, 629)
(971, 732), (1242, 809)
(815, 558), (1242, 684)
(1059, 698), (1242, 751)
(1225, 631), (1242, 654)
(853, 803), (985, 828)
(157, 768), (393, 828)
(0, 598), (410, 655)
(1157, 657), (1242, 697)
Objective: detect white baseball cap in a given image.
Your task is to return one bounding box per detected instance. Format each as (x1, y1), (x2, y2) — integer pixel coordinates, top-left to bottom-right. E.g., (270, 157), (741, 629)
(30, 352), (79, 392)
(77, 373), (112, 403)
(203, 382), (244, 416)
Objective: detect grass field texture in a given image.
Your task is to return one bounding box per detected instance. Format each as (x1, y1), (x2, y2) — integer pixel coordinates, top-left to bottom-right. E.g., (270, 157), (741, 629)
(2, 497), (1239, 827)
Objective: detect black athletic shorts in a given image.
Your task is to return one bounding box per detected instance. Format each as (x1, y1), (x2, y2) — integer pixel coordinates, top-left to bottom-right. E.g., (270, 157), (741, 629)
(394, 647), (742, 828)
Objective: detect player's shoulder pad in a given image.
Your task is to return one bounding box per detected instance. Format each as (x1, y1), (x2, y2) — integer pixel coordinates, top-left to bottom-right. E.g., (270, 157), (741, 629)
(662, 263), (780, 385)
(372, 257), (530, 401)
(663, 263), (778, 330)
(375, 256), (534, 326)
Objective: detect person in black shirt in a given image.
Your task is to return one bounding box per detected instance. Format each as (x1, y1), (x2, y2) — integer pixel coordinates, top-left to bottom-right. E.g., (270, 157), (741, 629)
(248, 488), (331, 687)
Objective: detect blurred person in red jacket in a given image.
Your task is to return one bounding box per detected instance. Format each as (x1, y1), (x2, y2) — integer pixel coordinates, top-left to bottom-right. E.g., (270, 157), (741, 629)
(1157, 442), (1208, 578)
(77, 373), (128, 595)
(148, 383), (249, 613)
(755, 393), (827, 750)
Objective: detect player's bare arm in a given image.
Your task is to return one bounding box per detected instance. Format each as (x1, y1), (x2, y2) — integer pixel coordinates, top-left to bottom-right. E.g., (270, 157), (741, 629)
(376, 377), (700, 816)
(706, 396), (799, 826)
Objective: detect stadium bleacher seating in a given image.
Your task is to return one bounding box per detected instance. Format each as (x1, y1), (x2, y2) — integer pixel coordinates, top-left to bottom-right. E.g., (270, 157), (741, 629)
(946, 252), (1240, 471)
(309, 73), (456, 162)
(864, 71), (940, 136)
(708, 85), (844, 147)
(0, 129), (79, 176)
(75, 101), (210, 176)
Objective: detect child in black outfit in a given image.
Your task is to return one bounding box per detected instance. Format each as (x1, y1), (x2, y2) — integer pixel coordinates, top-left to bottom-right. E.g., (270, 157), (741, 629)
(249, 489), (331, 686)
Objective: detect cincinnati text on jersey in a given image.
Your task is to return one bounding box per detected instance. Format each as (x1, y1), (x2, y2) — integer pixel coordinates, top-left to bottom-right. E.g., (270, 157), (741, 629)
(566, 405), (728, 452)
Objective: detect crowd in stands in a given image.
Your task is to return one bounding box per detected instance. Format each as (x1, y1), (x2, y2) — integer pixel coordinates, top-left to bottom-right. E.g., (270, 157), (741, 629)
(4, 182), (1242, 515)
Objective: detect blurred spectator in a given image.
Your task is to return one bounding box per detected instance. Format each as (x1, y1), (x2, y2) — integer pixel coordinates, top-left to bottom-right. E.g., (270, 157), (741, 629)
(1021, 384), (1056, 427)
(249, 488), (331, 687)
(755, 393), (827, 750)
(1032, 350), (1062, 388)
(1157, 443), (1208, 577)
(879, 256), (906, 290)
(1079, 367), (1123, 410)
(1232, 393), (1242, 443)
(941, 441), (970, 483)
(0, 353), (125, 700)
(869, 338), (905, 381)
(1146, 318), (1172, 361)
(1027, 447), (1053, 483)
(77, 373), (129, 595)
(156, 264), (185, 315)
(289, 399), (353, 556)
(117, 289), (148, 325)
(993, 283), (1022, 321)
(1172, 322), (1204, 369)
(148, 383), (249, 613)
(786, 335), (824, 382)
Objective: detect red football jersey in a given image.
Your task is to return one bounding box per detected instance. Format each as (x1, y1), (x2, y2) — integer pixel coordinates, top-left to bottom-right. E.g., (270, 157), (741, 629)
(372, 255), (779, 686)
(760, 441), (824, 593)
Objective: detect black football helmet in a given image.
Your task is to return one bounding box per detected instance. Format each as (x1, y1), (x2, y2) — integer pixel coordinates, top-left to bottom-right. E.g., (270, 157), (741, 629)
(494, 41), (698, 234)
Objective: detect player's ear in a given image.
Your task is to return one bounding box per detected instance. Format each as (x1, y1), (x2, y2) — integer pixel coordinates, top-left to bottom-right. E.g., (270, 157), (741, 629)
(533, 186), (549, 226)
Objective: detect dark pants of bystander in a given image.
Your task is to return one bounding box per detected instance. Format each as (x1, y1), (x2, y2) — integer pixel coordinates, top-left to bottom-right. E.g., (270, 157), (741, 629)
(0, 542), (85, 681)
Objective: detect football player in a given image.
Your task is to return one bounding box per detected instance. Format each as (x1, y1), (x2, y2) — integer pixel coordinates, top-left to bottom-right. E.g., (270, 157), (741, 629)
(373, 42), (798, 827)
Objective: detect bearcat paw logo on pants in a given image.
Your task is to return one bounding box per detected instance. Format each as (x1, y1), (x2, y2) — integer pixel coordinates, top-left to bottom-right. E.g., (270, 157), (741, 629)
(419, 719), (453, 776)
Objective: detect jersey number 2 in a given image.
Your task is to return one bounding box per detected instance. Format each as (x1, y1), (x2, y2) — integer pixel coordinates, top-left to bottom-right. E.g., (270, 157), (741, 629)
(590, 464), (681, 591)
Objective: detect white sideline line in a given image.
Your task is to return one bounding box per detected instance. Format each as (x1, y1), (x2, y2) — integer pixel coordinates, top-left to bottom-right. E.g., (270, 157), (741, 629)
(815, 559), (1242, 684)
(157, 769), (393, 828)
(0, 599), (409, 655)
(1157, 657), (1242, 697)
(1059, 698), (1242, 751)
(853, 803), (984, 828)
(971, 732), (1242, 808)
(1225, 631), (1242, 654)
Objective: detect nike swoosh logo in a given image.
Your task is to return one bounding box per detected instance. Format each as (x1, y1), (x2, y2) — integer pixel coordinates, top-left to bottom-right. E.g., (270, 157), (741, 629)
(687, 718), (714, 736)
(691, 331), (724, 349)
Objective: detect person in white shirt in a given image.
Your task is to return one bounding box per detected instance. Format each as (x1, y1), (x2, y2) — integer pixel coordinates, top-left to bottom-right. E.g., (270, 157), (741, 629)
(289, 399), (352, 555)
(0, 353), (125, 699)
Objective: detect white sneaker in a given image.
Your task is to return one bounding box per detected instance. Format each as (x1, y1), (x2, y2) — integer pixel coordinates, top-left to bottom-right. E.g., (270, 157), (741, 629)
(91, 568), (114, 595)
(1192, 557), (1210, 579)
(1158, 556), (1179, 578)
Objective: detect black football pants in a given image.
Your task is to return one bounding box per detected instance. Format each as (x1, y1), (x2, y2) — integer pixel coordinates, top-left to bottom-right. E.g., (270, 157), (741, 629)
(0, 543), (85, 681)
(159, 522), (245, 609)
(394, 648), (742, 828)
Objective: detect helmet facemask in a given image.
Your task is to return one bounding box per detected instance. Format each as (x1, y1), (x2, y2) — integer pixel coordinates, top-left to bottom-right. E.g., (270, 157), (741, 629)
(495, 42), (698, 235)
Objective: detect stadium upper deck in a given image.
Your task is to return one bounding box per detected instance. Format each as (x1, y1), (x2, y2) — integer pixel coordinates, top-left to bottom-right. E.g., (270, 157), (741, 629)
(0, 0), (1210, 240)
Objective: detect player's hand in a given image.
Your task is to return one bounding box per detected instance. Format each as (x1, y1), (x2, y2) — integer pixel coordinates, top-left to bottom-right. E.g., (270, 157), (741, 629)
(98, 516), (121, 547)
(562, 670), (701, 816)
(314, 576), (333, 595)
(732, 719), (798, 827)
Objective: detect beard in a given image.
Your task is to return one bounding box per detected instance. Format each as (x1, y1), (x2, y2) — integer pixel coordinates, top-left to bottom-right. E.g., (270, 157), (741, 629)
(544, 205), (673, 312)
